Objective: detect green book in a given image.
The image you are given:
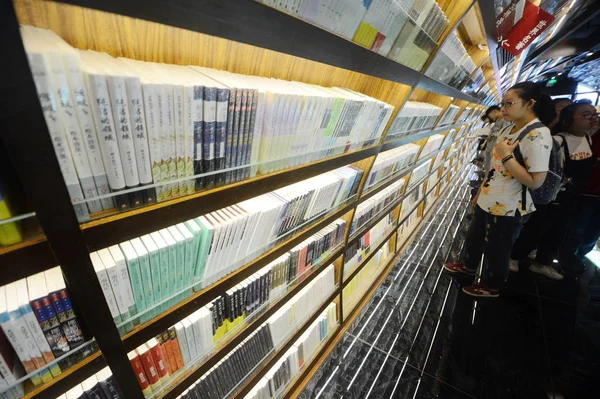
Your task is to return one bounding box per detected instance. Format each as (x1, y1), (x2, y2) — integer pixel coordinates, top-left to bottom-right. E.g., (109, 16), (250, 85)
(156, 230), (176, 311)
(194, 216), (214, 291)
(141, 235), (164, 316)
(131, 238), (156, 322)
(178, 222), (199, 299)
(118, 241), (146, 326)
(168, 225), (187, 303)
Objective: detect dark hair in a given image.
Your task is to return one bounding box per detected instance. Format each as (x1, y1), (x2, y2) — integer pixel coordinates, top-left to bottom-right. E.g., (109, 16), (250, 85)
(485, 105), (500, 118)
(553, 98), (572, 106)
(509, 81), (556, 126)
(551, 102), (591, 134)
(481, 115), (490, 123)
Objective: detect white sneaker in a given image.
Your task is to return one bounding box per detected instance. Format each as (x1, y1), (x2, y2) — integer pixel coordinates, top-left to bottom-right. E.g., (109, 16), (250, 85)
(528, 249), (537, 260)
(530, 263), (564, 280)
(509, 259), (519, 273)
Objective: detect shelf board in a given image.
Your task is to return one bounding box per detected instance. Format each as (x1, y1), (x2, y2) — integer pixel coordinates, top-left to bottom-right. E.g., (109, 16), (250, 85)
(149, 245), (343, 399)
(0, 238), (56, 286)
(54, 0), (479, 103)
(382, 120), (475, 151)
(22, 352), (105, 399)
(121, 200), (354, 352)
(81, 145), (379, 252)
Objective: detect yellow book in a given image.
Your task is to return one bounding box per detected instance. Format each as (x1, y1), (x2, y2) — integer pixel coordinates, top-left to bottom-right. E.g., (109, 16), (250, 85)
(0, 191), (22, 246)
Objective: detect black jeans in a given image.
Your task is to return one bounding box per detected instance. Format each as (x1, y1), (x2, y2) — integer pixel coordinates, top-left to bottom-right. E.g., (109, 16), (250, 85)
(560, 195), (600, 272)
(511, 192), (574, 266)
(463, 206), (530, 290)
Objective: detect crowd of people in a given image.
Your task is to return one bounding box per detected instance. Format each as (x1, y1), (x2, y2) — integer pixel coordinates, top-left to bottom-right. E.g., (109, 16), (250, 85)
(445, 81), (600, 298)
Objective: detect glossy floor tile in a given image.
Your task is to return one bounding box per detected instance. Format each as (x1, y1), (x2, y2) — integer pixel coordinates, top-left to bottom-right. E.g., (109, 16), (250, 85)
(301, 175), (600, 399)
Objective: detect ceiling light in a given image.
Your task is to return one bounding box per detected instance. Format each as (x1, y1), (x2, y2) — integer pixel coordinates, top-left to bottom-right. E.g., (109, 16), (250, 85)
(558, 72), (563, 75)
(552, 76), (556, 79)
(587, 52), (594, 56)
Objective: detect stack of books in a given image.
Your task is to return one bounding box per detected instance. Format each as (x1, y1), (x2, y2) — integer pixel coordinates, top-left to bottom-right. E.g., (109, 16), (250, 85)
(425, 32), (476, 89)
(351, 179), (405, 235)
(91, 167), (360, 334)
(243, 303), (337, 399)
(387, 101), (444, 139)
(407, 159), (432, 189)
(457, 107), (474, 122)
(21, 26), (393, 222)
(258, 0), (448, 72)
(344, 213), (395, 277)
(364, 145), (420, 190)
(0, 268), (96, 396)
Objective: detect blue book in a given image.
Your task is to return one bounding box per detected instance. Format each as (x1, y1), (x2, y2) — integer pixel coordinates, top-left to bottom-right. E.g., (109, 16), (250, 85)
(202, 86), (217, 189)
(214, 87), (230, 186)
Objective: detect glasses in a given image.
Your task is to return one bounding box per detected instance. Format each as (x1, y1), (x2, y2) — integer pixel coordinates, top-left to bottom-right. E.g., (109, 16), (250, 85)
(499, 100), (523, 109)
(574, 113), (600, 120)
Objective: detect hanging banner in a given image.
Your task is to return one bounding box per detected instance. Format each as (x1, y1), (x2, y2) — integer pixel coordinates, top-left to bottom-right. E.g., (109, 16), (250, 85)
(497, 0), (555, 56)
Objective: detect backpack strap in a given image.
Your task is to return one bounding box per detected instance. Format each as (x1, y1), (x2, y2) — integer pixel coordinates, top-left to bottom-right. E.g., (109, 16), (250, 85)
(556, 133), (569, 163)
(585, 133), (592, 148)
(511, 122), (546, 211)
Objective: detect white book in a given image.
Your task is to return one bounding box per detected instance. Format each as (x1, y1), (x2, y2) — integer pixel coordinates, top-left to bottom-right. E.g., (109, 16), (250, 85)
(21, 28), (89, 222)
(97, 249), (131, 327)
(23, 27), (103, 214)
(108, 245), (136, 314)
(130, 237), (156, 320)
(150, 231), (171, 310)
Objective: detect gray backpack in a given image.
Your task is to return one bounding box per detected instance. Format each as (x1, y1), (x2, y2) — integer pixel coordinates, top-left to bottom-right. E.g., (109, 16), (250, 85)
(512, 122), (564, 209)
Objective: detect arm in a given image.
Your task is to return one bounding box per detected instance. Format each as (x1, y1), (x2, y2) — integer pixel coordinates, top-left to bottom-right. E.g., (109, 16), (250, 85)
(495, 139), (548, 189)
(501, 158), (547, 189)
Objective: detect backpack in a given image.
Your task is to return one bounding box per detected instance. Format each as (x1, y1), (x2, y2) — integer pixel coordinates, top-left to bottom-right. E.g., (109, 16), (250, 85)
(512, 122), (564, 210)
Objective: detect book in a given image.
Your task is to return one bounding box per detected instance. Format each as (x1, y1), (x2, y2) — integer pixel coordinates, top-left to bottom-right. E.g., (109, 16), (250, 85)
(96, 366), (123, 399)
(82, 374), (109, 399)
(0, 328), (24, 399)
(90, 252), (123, 326)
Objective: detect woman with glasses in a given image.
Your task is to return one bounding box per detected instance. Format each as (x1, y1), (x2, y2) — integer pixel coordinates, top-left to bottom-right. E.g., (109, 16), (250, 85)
(444, 82), (553, 297)
(511, 103), (598, 279)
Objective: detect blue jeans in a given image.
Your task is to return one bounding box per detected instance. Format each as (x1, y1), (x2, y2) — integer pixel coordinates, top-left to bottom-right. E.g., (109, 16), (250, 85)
(560, 195), (600, 272)
(463, 206), (530, 289)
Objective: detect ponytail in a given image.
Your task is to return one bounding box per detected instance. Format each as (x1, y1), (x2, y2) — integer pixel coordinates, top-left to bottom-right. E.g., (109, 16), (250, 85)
(509, 82), (556, 126)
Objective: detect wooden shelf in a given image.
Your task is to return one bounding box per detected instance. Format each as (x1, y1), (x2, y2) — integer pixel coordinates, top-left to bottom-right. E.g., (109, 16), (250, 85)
(382, 120), (476, 151)
(22, 353), (105, 399)
(121, 200), (354, 352)
(81, 145), (379, 252)
(0, 237), (55, 286)
(144, 249), (344, 399)
(47, 0), (480, 103)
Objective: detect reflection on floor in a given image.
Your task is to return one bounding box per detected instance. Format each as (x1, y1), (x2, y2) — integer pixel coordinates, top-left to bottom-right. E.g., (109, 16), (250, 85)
(299, 177), (600, 399)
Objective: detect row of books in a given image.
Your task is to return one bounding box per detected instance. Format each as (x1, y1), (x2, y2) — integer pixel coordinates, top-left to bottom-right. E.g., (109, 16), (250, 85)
(0, 268), (95, 396)
(457, 107), (475, 122)
(126, 217), (346, 394)
(134, 264), (336, 397)
(364, 145), (420, 190)
(387, 101), (444, 139)
(260, 0), (448, 73)
(242, 303), (337, 399)
(407, 159), (432, 190)
(419, 134), (445, 160)
(351, 179), (405, 236)
(425, 32), (476, 89)
(56, 368), (123, 399)
(22, 26), (392, 222)
(438, 105), (460, 126)
(342, 244), (390, 316)
(344, 212), (395, 278)
(91, 167), (360, 334)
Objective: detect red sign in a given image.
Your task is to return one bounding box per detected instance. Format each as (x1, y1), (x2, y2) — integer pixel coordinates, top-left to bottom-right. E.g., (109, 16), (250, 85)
(499, 1), (555, 56)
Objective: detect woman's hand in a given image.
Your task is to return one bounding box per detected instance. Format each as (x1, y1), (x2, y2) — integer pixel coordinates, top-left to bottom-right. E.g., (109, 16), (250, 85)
(495, 139), (519, 159)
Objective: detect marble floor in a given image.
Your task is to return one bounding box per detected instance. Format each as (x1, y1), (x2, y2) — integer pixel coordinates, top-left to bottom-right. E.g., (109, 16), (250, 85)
(298, 174), (600, 399)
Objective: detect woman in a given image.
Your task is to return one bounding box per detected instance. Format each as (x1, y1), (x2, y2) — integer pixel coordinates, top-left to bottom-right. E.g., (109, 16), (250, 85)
(559, 110), (599, 275)
(511, 103), (598, 278)
(444, 82), (553, 297)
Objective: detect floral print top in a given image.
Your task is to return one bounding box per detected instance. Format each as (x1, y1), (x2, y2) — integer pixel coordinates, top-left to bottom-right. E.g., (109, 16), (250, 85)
(477, 118), (552, 216)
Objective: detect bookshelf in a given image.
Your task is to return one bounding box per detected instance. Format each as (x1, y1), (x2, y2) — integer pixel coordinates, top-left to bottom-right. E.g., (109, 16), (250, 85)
(0, 0), (488, 398)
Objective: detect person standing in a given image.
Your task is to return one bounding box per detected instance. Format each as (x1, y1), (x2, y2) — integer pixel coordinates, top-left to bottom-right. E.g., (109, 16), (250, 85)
(559, 112), (600, 275)
(444, 82), (553, 297)
(510, 103), (598, 279)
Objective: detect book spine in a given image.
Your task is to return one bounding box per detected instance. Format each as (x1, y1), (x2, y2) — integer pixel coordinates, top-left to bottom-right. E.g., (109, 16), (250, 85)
(164, 86), (178, 198)
(224, 88), (237, 185)
(122, 254), (145, 325)
(99, 374), (123, 399)
(27, 51), (90, 221)
(168, 327), (184, 369)
(125, 76), (155, 204)
(94, 268), (122, 326)
(48, 290), (85, 350)
(138, 348), (160, 390)
(202, 87), (217, 188)
(183, 85), (196, 195)
(129, 353), (151, 395)
(192, 85), (204, 191)
(30, 297), (70, 358)
(135, 249), (155, 322)
(234, 89), (248, 182)
(215, 88), (229, 185)
(7, 309), (50, 379)
(173, 85), (187, 197)
(141, 83), (165, 202)
(19, 303), (61, 376)
(149, 343), (169, 382)
(0, 318), (40, 384)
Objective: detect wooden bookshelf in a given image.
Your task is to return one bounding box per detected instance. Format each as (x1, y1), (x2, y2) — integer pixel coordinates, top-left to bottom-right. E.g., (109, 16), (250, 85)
(0, 0), (486, 398)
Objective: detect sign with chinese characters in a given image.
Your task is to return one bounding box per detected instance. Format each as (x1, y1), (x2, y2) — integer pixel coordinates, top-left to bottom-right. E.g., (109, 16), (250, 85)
(498, 1), (555, 56)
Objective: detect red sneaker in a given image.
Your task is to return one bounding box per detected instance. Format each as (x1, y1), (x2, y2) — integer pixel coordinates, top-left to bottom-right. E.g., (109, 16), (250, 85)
(443, 263), (476, 275)
(462, 283), (499, 298)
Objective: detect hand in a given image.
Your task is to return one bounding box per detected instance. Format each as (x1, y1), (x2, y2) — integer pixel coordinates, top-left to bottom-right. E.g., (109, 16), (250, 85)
(495, 139), (519, 159)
